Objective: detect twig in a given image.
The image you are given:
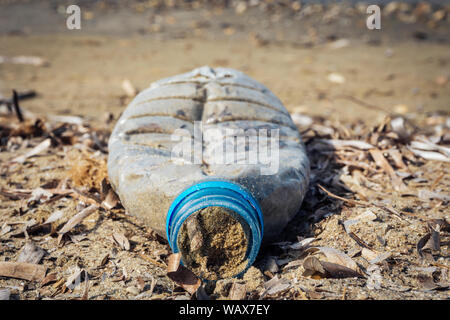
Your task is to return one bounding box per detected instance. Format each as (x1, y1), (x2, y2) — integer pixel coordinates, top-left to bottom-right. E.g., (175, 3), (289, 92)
(139, 253), (167, 269)
(318, 184), (407, 222)
(317, 184), (361, 206)
(0, 90), (36, 106)
(12, 90), (24, 122)
(335, 95), (389, 113)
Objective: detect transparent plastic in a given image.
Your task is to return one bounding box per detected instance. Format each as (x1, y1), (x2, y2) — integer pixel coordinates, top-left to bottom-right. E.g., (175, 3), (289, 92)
(108, 66), (310, 272)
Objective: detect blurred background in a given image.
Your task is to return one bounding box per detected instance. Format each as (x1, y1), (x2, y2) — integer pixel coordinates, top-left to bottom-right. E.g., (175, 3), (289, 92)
(1, 0), (449, 125)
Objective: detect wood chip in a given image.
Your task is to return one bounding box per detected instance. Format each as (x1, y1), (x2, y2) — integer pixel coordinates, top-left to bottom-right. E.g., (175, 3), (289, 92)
(0, 262), (47, 281)
(81, 270), (89, 300)
(0, 288), (10, 300)
(409, 148), (450, 163)
(418, 189), (450, 202)
(167, 252), (182, 273)
(285, 237), (316, 250)
(17, 241), (45, 264)
(386, 148), (407, 169)
(43, 210), (64, 224)
(102, 189), (120, 210)
(12, 138), (51, 163)
(318, 139), (375, 150)
(185, 214), (204, 252)
(228, 282), (247, 300)
(361, 248), (391, 264)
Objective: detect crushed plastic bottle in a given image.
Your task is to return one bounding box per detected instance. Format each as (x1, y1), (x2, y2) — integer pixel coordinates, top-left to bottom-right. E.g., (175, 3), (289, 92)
(108, 66), (310, 279)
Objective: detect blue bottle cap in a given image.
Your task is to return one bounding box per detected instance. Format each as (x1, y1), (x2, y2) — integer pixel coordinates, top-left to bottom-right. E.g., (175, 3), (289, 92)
(166, 180), (263, 278)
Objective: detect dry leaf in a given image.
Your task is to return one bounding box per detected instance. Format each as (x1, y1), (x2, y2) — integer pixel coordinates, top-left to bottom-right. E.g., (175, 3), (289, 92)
(306, 247), (362, 273)
(369, 148), (407, 191)
(112, 232), (130, 251)
(417, 233), (434, 260)
(282, 259), (304, 270)
(166, 253), (201, 295)
(417, 274), (449, 291)
(40, 272), (58, 286)
(65, 267), (83, 290)
(99, 254), (109, 267)
(285, 237), (316, 250)
(303, 256), (363, 279)
(366, 264), (383, 290)
(57, 204), (98, 245)
(27, 188), (53, 204)
(43, 210), (64, 224)
(262, 275), (291, 296)
(17, 241), (45, 264)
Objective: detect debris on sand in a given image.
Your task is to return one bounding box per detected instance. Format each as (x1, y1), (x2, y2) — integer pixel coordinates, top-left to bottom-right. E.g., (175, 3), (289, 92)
(0, 262), (47, 282)
(177, 207), (248, 280)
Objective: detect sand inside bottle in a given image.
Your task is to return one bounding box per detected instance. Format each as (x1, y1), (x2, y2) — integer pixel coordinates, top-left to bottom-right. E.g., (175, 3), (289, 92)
(177, 206), (249, 280)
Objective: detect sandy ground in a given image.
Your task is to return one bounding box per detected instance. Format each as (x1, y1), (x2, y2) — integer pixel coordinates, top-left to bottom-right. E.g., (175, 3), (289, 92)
(0, 1), (449, 300)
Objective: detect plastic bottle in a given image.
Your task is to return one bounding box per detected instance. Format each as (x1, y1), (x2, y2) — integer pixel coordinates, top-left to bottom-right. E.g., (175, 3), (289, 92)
(108, 66), (309, 279)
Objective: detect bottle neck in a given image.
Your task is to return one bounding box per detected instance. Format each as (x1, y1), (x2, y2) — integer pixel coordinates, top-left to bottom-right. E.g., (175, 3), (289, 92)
(166, 180), (263, 277)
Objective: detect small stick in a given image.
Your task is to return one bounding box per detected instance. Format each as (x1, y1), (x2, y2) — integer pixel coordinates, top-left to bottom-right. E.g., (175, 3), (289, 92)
(139, 253), (167, 269)
(335, 95), (389, 114)
(317, 184), (361, 206)
(12, 90), (24, 122)
(0, 90), (36, 106)
(318, 184), (407, 222)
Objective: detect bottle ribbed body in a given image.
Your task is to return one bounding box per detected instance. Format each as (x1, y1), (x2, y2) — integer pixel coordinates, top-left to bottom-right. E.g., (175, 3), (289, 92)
(108, 66), (310, 244)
